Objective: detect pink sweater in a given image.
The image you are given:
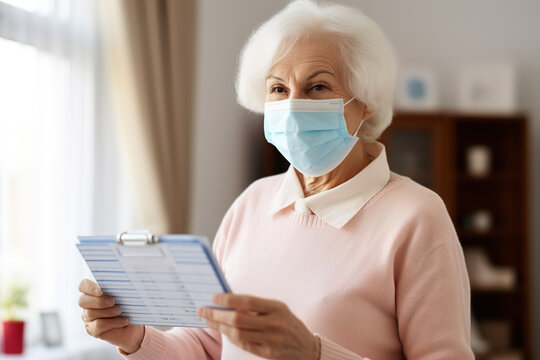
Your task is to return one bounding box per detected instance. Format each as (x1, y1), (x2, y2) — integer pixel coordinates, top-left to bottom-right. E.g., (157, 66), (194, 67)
(125, 172), (474, 359)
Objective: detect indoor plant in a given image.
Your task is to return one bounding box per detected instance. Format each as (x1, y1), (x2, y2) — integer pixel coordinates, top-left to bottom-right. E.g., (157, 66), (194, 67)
(1, 283), (28, 354)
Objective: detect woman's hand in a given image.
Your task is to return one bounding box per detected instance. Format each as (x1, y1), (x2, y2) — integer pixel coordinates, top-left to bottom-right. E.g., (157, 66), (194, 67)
(78, 279), (145, 354)
(198, 294), (320, 360)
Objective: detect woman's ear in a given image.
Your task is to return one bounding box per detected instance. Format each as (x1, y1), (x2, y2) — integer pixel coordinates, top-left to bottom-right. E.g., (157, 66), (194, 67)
(362, 105), (374, 120)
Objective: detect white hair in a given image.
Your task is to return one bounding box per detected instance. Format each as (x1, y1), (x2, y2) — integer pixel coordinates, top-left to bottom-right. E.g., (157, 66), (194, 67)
(235, 0), (398, 142)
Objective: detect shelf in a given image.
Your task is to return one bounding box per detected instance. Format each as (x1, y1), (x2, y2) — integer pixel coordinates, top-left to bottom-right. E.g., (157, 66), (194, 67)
(471, 286), (517, 294)
(475, 349), (523, 360)
(394, 110), (526, 121)
(457, 173), (520, 185)
(458, 229), (518, 241)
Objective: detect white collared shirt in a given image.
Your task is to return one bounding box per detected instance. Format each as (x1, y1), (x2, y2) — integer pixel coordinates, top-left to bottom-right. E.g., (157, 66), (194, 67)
(268, 141), (391, 229)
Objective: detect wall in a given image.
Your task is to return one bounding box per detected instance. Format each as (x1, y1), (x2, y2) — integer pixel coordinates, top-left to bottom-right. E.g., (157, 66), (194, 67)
(190, 0), (540, 353)
(189, 1), (289, 236)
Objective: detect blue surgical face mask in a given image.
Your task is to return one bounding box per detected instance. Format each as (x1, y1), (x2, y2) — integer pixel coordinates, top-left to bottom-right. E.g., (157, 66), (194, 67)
(264, 97), (364, 177)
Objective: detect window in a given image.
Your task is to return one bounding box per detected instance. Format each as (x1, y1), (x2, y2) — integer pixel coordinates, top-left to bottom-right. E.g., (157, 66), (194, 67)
(0, 0), (136, 350)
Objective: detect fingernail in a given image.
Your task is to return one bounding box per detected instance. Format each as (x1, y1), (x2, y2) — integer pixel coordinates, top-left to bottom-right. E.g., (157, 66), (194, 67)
(211, 294), (223, 304)
(198, 308), (208, 318)
(107, 298), (115, 306)
(123, 317), (130, 324)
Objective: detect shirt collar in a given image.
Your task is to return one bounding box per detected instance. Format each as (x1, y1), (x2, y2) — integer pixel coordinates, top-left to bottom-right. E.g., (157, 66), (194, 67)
(268, 165), (305, 215)
(268, 142), (390, 229)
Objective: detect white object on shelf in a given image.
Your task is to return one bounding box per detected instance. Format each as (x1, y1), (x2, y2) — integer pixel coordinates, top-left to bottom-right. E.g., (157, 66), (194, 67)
(466, 145), (492, 178)
(472, 210), (494, 233)
(479, 320), (512, 351)
(471, 315), (491, 355)
(464, 247), (516, 290)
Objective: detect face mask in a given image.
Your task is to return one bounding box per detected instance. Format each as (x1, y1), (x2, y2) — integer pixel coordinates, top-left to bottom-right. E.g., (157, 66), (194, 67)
(264, 97), (364, 177)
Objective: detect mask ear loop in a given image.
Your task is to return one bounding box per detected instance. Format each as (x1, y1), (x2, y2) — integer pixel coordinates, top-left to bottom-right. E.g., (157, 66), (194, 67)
(353, 119), (365, 137)
(344, 97), (355, 106)
(344, 98), (366, 137)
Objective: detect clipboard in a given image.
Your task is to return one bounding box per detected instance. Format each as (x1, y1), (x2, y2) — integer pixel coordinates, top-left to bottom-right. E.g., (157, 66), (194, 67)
(76, 230), (231, 327)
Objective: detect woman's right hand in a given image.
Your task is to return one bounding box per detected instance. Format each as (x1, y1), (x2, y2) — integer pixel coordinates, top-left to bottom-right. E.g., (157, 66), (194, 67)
(78, 279), (145, 354)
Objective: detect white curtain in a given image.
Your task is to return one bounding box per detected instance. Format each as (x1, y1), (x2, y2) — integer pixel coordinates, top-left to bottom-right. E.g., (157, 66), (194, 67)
(0, 0), (134, 357)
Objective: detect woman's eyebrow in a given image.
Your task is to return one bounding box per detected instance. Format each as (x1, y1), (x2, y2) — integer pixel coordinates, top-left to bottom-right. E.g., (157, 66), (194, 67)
(266, 70), (335, 82)
(266, 74), (284, 81)
(307, 70), (335, 80)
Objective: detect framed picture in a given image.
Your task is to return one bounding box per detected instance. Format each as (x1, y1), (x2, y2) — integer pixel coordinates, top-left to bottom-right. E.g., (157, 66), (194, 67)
(395, 68), (439, 111)
(457, 63), (516, 113)
(40, 311), (63, 347)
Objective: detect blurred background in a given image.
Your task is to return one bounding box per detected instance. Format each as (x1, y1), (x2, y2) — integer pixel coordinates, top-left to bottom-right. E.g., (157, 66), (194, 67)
(0, 0), (538, 359)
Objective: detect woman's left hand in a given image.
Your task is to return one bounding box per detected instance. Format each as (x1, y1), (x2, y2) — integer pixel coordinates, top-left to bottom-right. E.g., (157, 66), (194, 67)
(197, 293), (320, 360)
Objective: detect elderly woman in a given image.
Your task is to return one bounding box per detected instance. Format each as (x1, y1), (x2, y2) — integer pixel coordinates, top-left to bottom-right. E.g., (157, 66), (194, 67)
(78, 1), (474, 359)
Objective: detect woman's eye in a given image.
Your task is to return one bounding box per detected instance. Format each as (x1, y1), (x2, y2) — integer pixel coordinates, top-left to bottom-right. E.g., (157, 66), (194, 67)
(311, 84), (326, 92)
(272, 86), (285, 94)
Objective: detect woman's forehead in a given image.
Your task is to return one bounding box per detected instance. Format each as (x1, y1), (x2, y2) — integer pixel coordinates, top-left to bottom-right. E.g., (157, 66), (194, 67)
(269, 35), (343, 80)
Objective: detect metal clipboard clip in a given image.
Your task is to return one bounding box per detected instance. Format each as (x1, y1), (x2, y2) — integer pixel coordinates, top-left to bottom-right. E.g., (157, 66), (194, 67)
(116, 230), (158, 246)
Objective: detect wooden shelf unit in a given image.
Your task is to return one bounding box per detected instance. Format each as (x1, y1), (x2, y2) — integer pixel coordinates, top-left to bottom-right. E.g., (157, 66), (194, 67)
(381, 112), (530, 359)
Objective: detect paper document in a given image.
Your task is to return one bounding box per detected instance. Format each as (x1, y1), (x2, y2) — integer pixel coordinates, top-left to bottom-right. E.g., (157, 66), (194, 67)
(77, 234), (230, 327)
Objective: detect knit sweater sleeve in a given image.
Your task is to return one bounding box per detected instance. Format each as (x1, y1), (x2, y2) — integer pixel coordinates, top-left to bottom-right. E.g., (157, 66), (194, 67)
(393, 194), (474, 359)
(317, 335), (371, 360)
(121, 326), (221, 360)
(317, 192), (473, 360)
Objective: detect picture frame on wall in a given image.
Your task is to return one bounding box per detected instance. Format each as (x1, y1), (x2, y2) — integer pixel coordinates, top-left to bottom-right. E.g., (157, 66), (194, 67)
(395, 68), (439, 111)
(457, 63), (516, 114)
(40, 311), (63, 347)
